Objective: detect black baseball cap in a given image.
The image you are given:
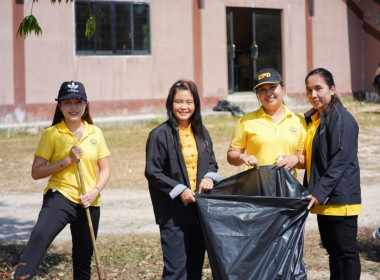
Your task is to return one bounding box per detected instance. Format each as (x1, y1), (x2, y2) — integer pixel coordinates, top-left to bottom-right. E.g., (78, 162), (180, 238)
(253, 68), (283, 91)
(55, 81), (87, 101)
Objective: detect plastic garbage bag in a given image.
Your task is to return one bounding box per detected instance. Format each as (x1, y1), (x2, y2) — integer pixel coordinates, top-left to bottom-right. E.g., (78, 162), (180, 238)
(196, 165), (310, 280)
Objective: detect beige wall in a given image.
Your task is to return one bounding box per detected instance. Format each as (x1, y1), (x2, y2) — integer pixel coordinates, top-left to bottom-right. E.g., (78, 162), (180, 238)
(222, 0), (309, 94)
(347, 6), (365, 92)
(1, 0), (380, 123)
(0, 0), (14, 105)
(203, 0), (306, 95)
(25, 0), (197, 108)
(365, 34), (380, 89)
(312, 1), (352, 95)
(201, 0), (229, 98)
(361, 0), (380, 91)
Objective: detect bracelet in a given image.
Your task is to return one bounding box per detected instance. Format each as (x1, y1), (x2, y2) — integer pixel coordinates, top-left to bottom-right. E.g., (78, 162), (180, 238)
(59, 159), (63, 168)
(95, 186), (101, 194)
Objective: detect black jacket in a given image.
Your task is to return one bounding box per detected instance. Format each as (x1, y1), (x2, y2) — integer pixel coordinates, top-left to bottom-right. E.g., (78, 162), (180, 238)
(145, 121), (222, 226)
(304, 102), (361, 205)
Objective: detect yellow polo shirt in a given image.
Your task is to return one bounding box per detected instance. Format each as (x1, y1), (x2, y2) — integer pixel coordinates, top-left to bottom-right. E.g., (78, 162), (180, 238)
(179, 125), (198, 190)
(305, 111), (361, 215)
(35, 120), (110, 206)
(230, 105), (306, 178)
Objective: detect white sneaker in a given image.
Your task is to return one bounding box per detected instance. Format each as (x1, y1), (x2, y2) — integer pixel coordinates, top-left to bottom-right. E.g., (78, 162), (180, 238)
(373, 228), (380, 243)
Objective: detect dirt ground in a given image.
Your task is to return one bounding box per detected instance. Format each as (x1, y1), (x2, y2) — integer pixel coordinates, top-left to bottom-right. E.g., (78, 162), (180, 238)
(1, 184), (379, 243)
(1, 185), (379, 279)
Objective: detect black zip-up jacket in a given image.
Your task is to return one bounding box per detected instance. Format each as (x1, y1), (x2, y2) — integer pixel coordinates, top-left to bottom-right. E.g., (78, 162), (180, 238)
(304, 102), (361, 205)
(145, 121), (222, 226)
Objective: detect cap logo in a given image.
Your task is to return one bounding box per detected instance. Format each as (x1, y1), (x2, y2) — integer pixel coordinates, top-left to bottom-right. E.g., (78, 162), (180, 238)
(67, 82), (79, 93)
(258, 73), (271, 80)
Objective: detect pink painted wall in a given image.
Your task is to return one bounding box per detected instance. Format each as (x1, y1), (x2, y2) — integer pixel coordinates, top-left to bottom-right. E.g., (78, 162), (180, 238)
(24, 0), (196, 109)
(222, 0), (308, 94)
(1, 0), (379, 123)
(0, 0), (14, 106)
(312, 1), (352, 95)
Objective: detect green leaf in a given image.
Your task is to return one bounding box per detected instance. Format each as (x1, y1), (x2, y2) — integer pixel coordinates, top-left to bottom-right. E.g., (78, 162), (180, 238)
(17, 15), (42, 38)
(85, 15), (96, 40)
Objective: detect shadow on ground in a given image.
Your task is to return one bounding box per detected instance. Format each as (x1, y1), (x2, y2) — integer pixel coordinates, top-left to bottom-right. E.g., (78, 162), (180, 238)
(0, 242), (69, 278)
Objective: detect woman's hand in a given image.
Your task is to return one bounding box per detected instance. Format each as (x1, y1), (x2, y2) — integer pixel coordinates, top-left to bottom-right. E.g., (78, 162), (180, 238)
(198, 177), (213, 194)
(180, 188), (196, 203)
(306, 194), (321, 209)
(239, 154), (259, 169)
(276, 155), (299, 170)
(69, 145), (82, 163)
(79, 189), (99, 208)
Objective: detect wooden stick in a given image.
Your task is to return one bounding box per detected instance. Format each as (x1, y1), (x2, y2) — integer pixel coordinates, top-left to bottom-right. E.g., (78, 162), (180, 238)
(77, 161), (106, 280)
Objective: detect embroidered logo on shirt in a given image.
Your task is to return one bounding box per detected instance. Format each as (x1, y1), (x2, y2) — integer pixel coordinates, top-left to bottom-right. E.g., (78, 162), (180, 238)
(90, 139), (98, 146)
(289, 127), (298, 134)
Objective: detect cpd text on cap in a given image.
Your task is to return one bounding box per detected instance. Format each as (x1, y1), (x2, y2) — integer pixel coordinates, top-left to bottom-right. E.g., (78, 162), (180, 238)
(258, 73), (271, 80)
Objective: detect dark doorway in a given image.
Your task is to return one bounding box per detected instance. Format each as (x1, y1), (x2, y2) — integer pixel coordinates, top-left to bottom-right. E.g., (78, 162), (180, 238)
(227, 7), (282, 93)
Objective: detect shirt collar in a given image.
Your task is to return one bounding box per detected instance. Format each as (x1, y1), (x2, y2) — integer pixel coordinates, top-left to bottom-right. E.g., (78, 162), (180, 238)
(310, 110), (320, 123)
(57, 119), (94, 137)
(257, 105), (292, 119)
(178, 123), (191, 131)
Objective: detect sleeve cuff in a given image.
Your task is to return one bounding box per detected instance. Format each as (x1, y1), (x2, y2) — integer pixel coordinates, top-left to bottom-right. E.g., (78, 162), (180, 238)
(169, 184), (187, 199)
(204, 172), (224, 183)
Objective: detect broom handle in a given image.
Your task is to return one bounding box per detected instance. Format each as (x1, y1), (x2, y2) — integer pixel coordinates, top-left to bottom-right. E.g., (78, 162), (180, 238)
(77, 161), (105, 280)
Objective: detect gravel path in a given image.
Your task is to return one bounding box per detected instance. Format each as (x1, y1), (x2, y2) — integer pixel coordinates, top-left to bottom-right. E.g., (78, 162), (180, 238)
(1, 184), (378, 243)
(0, 188), (157, 243)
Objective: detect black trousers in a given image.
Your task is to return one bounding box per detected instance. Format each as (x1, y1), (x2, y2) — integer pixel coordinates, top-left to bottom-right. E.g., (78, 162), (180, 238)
(317, 215), (361, 280)
(159, 223), (205, 280)
(14, 190), (100, 280)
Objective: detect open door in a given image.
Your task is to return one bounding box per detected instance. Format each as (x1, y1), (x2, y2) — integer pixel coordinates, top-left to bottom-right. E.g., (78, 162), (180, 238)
(227, 7), (282, 93)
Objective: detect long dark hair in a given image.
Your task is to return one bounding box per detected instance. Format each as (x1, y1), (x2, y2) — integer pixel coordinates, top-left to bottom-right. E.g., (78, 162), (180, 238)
(305, 68), (342, 114)
(166, 79), (206, 146)
(51, 102), (93, 126)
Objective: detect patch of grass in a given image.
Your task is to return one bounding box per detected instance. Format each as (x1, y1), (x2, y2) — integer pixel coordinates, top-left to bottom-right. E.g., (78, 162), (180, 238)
(0, 234), (213, 280)
(2, 101), (379, 193)
(304, 228), (380, 279)
(1, 228), (378, 279)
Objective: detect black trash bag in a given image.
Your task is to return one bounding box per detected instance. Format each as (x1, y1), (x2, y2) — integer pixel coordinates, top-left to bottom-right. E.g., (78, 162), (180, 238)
(213, 99), (245, 117)
(196, 165), (310, 280)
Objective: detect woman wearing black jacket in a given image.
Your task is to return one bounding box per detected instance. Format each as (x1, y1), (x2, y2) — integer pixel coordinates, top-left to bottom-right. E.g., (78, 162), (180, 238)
(145, 80), (223, 280)
(304, 68), (361, 280)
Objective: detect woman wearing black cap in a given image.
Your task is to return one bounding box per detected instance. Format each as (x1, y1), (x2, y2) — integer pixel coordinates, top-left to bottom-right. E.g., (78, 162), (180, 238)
(14, 81), (111, 280)
(227, 68), (306, 178)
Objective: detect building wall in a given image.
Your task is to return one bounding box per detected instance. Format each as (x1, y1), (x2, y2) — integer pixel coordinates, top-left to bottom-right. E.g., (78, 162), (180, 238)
(24, 0), (196, 116)
(1, 0), (380, 124)
(0, 0), (14, 106)
(360, 0), (380, 90)
(208, 0), (310, 95)
(365, 33), (380, 89)
(312, 0), (353, 95)
(201, 0), (229, 99)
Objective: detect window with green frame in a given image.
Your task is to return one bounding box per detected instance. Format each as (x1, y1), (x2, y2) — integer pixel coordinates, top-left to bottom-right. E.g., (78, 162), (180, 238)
(75, 1), (150, 55)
